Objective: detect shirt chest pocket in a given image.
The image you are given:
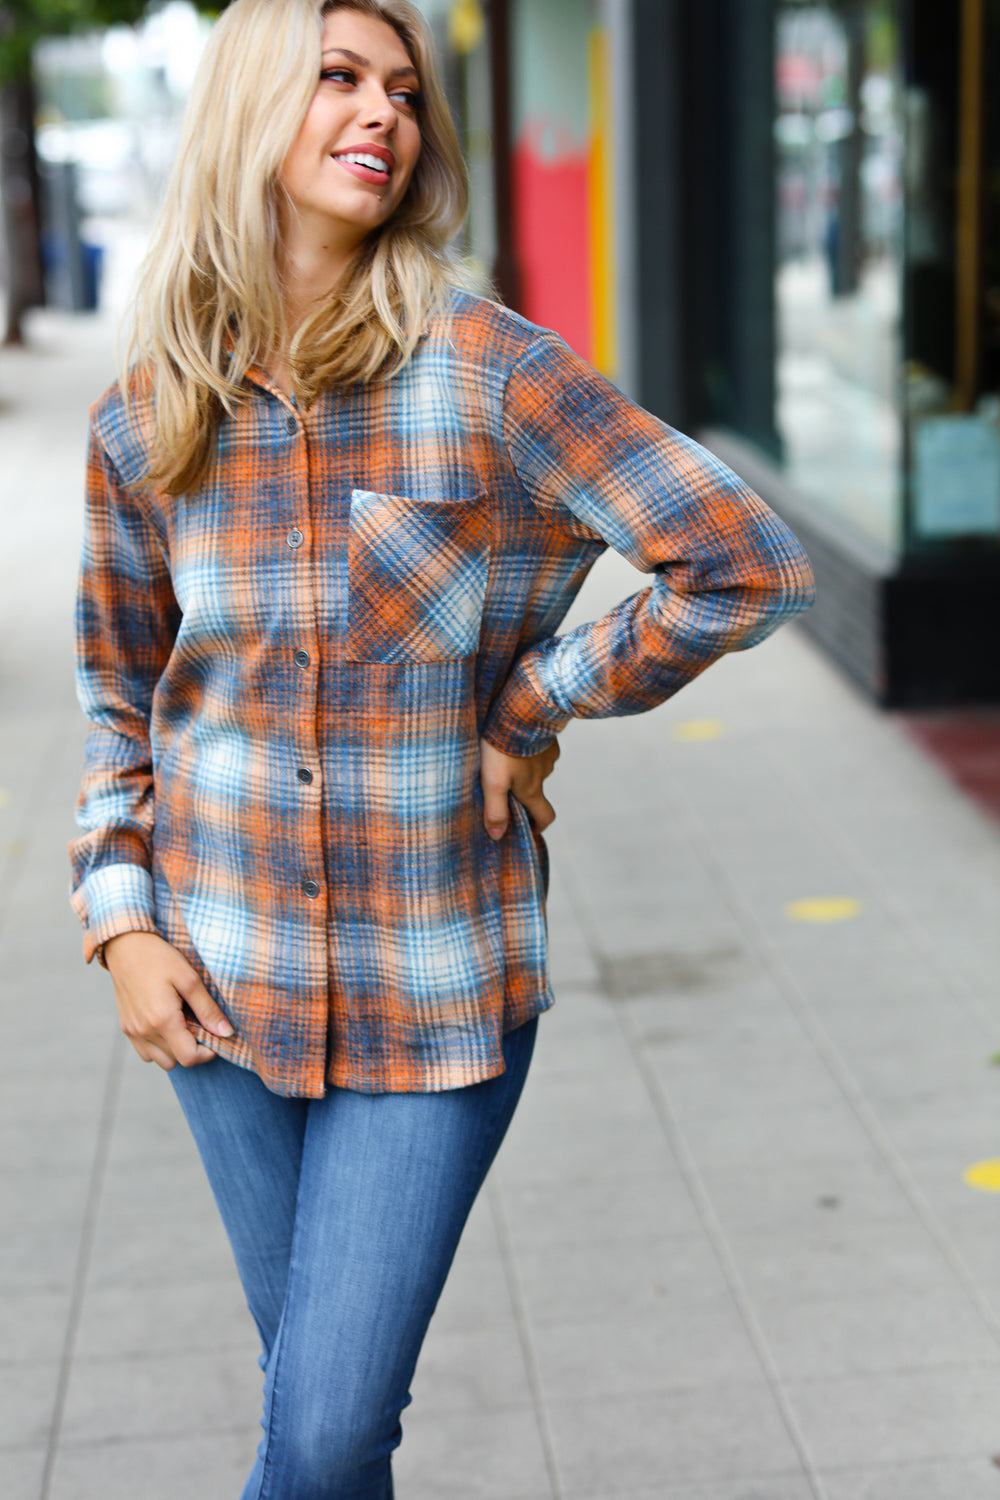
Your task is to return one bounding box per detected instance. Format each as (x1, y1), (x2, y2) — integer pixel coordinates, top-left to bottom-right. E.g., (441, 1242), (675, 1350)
(346, 489), (491, 664)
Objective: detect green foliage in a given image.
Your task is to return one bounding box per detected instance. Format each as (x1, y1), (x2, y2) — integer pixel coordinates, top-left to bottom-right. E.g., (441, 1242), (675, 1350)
(0, 1), (154, 86)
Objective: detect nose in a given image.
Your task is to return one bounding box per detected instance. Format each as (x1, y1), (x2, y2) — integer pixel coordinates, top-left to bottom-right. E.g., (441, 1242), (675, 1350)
(357, 81), (398, 133)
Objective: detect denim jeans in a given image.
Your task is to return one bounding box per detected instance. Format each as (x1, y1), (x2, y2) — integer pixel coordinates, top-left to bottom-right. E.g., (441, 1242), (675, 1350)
(168, 1017), (536, 1500)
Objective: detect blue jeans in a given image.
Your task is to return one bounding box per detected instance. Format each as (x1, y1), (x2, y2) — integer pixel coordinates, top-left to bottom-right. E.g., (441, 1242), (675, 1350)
(168, 1018), (536, 1500)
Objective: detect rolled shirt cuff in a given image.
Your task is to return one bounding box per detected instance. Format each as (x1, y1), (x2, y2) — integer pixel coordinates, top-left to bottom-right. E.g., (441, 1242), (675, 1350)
(71, 863), (158, 966)
(482, 656), (570, 757)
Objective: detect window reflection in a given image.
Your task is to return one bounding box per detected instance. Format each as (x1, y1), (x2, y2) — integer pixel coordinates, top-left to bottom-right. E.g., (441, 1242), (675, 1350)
(775, 1), (903, 551)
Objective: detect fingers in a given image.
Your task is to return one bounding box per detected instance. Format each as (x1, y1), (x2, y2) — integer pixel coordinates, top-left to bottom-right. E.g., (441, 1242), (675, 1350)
(519, 786), (556, 832)
(482, 784), (557, 835)
(480, 738), (512, 841)
(176, 970), (234, 1041)
(107, 931), (231, 1071)
(132, 1037), (217, 1071)
(158, 1004), (220, 1068)
(131, 1038), (175, 1070)
(480, 738), (559, 840)
(135, 1036), (218, 1070)
(120, 996), (210, 1070)
(482, 774), (511, 841)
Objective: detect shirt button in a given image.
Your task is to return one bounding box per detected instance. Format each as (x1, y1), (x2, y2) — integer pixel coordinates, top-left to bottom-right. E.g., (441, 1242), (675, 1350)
(286, 414), (298, 434)
(296, 767), (313, 784)
(287, 528), (304, 549)
(294, 648), (310, 668)
(302, 879), (321, 899)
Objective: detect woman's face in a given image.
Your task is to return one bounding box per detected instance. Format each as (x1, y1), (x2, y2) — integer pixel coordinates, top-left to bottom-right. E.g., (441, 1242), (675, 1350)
(280, 7), (423, 254)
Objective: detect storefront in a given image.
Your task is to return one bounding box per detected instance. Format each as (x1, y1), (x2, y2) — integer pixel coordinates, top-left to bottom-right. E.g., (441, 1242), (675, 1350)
(630, 0), (1000, 706)
(427, 0), (621, 375)
(441, 0), (1000, 705)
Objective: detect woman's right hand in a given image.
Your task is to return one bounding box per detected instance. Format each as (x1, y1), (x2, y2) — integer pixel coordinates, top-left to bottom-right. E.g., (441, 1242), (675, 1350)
(104, 931), (234, 1070)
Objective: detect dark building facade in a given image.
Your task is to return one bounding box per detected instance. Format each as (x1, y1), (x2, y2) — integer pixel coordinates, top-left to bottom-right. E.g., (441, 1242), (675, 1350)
(440, 0), (1000, 706)
(629, 0), (1000, 707)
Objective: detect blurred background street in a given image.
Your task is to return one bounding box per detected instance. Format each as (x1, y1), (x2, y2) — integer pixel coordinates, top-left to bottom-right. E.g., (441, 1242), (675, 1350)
(3, 2), (1000, 1498)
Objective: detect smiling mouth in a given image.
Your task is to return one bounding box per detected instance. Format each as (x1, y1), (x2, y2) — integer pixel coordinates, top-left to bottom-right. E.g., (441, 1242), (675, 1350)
(332, 151), (392, 180)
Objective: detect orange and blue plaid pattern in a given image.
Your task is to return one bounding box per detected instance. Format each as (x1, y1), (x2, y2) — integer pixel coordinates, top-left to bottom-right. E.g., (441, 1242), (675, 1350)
(70, 290), (814, 1097)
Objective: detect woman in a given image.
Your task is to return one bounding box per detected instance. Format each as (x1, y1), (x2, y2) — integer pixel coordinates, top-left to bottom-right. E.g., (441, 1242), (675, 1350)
(70, 1), (814, 1495)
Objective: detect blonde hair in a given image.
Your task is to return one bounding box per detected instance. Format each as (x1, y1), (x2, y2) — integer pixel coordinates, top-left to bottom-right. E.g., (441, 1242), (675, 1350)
(125, 0), (474, 493)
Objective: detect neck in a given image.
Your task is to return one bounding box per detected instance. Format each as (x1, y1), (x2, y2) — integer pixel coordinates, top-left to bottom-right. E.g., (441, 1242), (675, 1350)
(282, 244), (349, 330)
(280, 207), (367, 323)
(270, 222), (362, 397)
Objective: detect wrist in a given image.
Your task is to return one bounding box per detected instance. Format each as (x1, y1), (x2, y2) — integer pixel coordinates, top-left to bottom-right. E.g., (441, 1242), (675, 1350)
(103, 929), (159, 972)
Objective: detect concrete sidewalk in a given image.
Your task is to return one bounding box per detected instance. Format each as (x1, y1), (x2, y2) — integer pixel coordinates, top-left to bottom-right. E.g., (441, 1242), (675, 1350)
(2, 311), (999, 1500)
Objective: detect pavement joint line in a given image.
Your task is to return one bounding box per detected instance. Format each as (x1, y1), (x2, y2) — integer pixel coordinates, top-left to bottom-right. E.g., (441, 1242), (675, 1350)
(761, 728), (1000, 1041)
(817, 1454), (1000, 1479)
(51, 1420), (258, 1453)
(678, 795), (1000, 1355)
(485, 1178), (564, 1500)
(555, 858), (829, 1500)
(38, 1032), (126, 1500)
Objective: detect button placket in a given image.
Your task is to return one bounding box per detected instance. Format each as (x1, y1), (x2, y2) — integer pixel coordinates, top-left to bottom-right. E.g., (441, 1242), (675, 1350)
(278, 399), (322, 926)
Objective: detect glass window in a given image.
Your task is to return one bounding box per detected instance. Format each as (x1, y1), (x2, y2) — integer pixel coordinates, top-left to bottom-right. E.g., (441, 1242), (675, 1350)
(902, 0), (1000, 548)
(774, 0), (904, 552)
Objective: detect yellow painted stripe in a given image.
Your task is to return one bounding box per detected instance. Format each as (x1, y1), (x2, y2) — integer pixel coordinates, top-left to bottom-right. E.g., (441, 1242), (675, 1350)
(784, 897), (861, 923)
(672, 719), (726, 741)
(588, 26), (616, 376)
(963, 1159), (1000, 1192)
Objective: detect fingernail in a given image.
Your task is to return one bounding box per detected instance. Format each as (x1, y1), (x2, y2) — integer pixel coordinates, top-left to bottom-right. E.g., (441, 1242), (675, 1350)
(216, 1020), (234, 1037)
(486, 825), (505, 841)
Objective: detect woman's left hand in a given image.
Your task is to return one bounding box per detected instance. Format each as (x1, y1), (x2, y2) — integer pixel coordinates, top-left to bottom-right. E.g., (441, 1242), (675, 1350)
(479, 738), (560, 841)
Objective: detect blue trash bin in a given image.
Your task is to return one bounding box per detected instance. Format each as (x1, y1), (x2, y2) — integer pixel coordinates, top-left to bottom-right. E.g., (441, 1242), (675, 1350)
(80, 241), (103, 311)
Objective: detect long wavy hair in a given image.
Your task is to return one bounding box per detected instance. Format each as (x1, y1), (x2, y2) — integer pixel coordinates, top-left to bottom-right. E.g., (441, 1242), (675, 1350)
(125, 0), (474, 493)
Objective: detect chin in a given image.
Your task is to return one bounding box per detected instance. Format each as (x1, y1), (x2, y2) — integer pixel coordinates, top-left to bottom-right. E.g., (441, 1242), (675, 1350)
(333, 198), (394, 232)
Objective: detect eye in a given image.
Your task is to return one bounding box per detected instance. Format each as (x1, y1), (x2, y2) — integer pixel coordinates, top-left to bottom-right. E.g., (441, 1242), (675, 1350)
(320, 66), (356, 85)
(389, 87), (424, 113)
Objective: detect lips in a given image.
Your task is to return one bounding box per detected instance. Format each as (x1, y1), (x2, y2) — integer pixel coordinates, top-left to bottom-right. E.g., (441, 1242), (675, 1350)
(330, 142), (395, 184)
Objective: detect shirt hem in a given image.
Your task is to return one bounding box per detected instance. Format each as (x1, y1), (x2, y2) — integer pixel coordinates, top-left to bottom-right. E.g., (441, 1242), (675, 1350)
(187, 991), (555, 1098)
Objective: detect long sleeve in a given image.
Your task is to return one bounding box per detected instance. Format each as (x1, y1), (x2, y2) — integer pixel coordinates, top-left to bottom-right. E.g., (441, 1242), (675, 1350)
(482, 332), (815, 755)
(69, 428), (180, 961)
(63, 299), (813, 1096)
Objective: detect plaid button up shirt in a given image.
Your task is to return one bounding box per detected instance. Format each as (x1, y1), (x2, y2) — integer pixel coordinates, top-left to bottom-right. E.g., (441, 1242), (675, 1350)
(71, 290), (814, 1097)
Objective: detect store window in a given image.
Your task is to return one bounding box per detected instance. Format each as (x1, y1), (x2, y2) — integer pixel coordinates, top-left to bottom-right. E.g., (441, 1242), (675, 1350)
(902, 0), (1000, 548)
(774, 0), (904, 552)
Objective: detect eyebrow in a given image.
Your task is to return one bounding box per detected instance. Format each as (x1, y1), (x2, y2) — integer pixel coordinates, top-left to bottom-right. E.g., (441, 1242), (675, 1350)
(321, 46), (418, 79)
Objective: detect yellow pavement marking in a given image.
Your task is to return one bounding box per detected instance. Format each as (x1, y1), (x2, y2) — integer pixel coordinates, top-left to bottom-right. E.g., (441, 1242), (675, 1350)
(0, 788), (10, 808)
(963, 1160), (1000, 1193)
(784, 897), (860, 923)
(672, 719), (725, 741)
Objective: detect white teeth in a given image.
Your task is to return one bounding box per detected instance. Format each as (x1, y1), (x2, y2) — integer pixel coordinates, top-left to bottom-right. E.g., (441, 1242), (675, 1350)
(335, 152), (389, 174)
